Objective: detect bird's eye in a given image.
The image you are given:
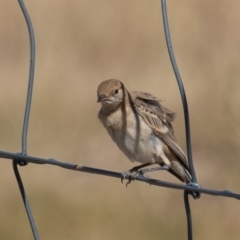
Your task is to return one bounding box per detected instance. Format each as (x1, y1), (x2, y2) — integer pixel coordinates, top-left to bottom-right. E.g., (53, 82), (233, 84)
(114, 89), (119, 94)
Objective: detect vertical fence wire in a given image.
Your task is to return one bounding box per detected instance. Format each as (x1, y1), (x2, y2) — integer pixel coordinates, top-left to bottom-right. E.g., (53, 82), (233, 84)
(12, 161), (39, 240)
(160, 0), (197, 184)
(160, 1), (199, 239)
(18, 0), (35, 154)
(184, 191), (193, 240)
(13, 0), (39, 239)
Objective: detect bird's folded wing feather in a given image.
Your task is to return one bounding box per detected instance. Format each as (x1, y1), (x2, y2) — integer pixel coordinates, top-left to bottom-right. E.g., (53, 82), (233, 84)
(132, 91), (189, 170)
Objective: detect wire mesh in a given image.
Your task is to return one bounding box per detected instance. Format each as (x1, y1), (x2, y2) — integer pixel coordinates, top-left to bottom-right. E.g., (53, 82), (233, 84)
(0, 1), (239, 240)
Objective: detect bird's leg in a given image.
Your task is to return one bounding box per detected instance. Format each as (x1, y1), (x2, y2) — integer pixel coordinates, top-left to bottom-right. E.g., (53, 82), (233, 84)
(139, 152), (171, 175)
(121, 163), (152, 186)
(129, 163), (153, 172)
(139, 164), (170, 175)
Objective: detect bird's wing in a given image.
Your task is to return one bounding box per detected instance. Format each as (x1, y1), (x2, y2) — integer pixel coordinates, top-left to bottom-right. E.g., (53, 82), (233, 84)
(132, 91), (189, 170)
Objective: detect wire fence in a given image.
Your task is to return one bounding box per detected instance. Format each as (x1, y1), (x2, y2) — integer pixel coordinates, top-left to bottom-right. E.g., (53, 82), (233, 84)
(1, 1), (240, 240)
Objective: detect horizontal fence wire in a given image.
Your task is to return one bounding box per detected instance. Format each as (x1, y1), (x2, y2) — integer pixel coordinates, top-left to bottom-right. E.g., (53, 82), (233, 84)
(1, 150), (240, 200)
(0, 1), (239, 240)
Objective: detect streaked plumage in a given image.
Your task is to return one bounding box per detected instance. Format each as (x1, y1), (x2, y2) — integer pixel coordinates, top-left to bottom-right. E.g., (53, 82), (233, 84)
(97, 79), (191, 184)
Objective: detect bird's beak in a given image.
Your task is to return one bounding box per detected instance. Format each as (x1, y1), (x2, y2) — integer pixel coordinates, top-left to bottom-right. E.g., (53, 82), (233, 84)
(97, 94), (109, 103)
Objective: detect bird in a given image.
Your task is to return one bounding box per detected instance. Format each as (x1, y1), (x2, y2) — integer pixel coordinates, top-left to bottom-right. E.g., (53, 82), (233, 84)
(97, 79), (193, 187)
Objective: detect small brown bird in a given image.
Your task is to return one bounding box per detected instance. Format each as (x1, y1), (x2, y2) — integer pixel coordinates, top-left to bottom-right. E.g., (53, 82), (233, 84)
(97, 79), (192, 185)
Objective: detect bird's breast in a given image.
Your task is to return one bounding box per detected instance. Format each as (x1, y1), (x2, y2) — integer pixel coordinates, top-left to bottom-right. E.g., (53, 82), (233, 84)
(102, 109), (163, 164)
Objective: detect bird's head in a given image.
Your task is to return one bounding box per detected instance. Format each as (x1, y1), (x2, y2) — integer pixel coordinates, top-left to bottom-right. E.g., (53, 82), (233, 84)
(97, 79), (125, 110)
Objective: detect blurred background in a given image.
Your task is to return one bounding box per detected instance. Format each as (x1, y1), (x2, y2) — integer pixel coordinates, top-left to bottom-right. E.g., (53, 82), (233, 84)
(0, 0), (240, 239)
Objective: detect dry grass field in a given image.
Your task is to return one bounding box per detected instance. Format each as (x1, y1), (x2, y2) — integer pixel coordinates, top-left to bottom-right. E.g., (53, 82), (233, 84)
(0, 1), (240, 239)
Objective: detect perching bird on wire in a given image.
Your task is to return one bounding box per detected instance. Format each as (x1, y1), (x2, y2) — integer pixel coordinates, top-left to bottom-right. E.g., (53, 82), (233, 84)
(97, 79), (192, 186)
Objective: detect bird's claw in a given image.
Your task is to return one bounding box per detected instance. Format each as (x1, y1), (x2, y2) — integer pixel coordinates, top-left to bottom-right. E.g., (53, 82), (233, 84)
(121, 170), (149, 187)
(121, 171), (138, 187)
(121, 171), (129, 184)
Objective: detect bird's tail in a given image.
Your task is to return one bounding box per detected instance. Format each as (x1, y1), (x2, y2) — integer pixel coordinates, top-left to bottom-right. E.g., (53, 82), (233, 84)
(167, 162), (200, 199)
(165, 160), (191, 183)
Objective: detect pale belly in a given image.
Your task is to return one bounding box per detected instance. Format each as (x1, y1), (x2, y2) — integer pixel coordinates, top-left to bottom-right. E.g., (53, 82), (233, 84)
(108, 122), (163, 164)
